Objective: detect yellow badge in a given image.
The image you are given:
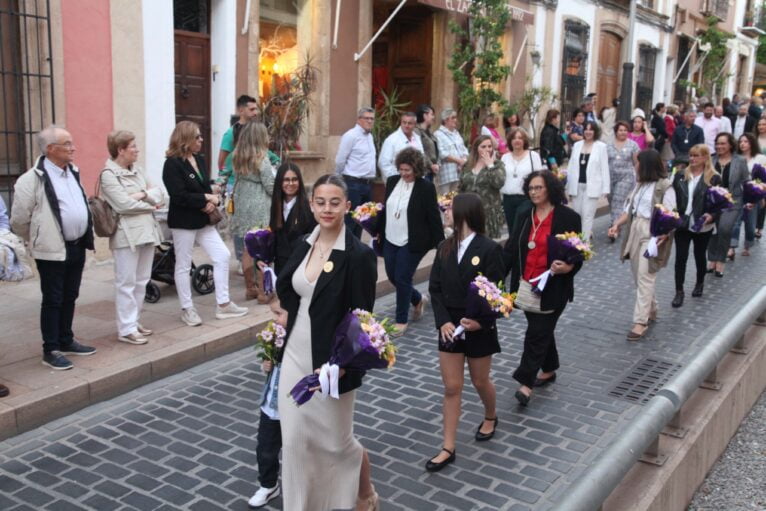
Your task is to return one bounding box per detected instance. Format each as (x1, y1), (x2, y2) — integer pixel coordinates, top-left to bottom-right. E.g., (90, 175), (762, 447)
(323, 261), (334, 273)
(471, 256), (480, 266)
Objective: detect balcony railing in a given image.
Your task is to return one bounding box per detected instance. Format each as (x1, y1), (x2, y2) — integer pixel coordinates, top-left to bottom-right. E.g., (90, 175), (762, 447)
(700, 0), (728, 20)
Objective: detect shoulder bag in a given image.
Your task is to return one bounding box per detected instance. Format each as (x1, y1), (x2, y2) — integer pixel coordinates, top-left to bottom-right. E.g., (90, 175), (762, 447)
(88, 170), (120, 237)
(514, 279), (553, 314)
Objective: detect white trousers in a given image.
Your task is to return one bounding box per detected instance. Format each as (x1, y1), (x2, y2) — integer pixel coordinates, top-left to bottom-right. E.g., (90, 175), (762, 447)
(171, 225), (231, 309)
(570, 183), (600, 241)
(113, 243), (155, 336)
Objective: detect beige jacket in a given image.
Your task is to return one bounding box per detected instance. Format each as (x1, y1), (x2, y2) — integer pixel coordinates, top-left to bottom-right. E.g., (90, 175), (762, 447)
(100, 159), (165, 251)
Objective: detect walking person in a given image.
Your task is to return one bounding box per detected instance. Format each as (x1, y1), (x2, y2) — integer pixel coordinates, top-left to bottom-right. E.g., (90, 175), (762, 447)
(607, 121), (640, 238)
(650, 103), (669, 152)
(756, 118), (766, 239)
(217, 94), (259, 197)
(480, 113), (508, 154)
(628, 111), (655, 151)
(504, 171), (581, 406)
(458, 135), (506, 239)
(11, 125), (97, 370)
(732, 133), (765, 256)
(415, 104), (440, 182)
(695, 103), (721, 154)
(377, 147), (444, 337)
(608, 150), (676, 341)
(162, 121), (248, 326)
(100, 131), (165, 345)
(567, 109), (585, 147)
(539, 109), (566, 172)
(500, 127), (542, 235)
(426, 192), (505, 472)
(671, 109), (705, 163)
(378, 112), (424, 179)
(708, 133), (749, 274)
(567, 121), (609, 241)
(229, 122), (275, 303)
(434, 108), (469, 195)
(335, 107), (377, 238)
(276, 174), (379, 511)
(671, 144), (720, 307)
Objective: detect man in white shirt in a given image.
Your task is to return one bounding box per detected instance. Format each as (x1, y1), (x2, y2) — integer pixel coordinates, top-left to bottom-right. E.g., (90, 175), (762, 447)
(714, 105), (732, 134)
(378, 112), (424, 179)
(695, 103), (721, 154)
(732, 103), (756, 140)
(335, 107), (377, 237)
(11, 126), (96, 370)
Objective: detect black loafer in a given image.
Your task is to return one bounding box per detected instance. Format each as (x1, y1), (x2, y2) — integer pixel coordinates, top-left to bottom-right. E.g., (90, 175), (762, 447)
(425, 448), (455, 472)
(514, 389), (530, 406)
(714, 271), (724, 278)
(671, 291), (684, 308)
(533, 373), (557, 387)
(60, 340), (96, 356)
(706, 268), (715, 274)
(692, 283), (704, 298)
(475, 417), (498, 441)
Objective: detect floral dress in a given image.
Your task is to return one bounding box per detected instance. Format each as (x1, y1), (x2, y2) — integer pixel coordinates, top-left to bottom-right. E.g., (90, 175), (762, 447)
(230, 156), (276, 236)
(607, 139), (640, 224)
(459, 160), (506, 239)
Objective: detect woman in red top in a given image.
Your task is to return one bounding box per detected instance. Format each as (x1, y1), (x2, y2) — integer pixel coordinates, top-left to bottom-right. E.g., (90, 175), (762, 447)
(504, 171), (582, 406)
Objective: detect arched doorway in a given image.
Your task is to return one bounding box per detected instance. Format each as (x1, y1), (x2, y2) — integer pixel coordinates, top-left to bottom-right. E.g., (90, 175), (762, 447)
(596, 31), (622, 112)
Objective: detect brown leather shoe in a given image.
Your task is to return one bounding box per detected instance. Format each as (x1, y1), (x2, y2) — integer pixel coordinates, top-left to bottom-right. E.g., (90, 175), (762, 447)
(0, 384), (9, 398)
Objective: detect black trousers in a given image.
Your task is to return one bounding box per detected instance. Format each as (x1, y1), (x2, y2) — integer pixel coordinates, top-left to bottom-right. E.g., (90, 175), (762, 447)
(513, 307), (565, 388)
(758, 204), (765, 230)
(35, 241), (86, 353)
(674, 229), (712, 290)
(256, 411), (281, 488)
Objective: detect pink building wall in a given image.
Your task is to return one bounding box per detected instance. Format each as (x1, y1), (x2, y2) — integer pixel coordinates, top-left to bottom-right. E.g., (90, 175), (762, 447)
(60, 0), (114, 194)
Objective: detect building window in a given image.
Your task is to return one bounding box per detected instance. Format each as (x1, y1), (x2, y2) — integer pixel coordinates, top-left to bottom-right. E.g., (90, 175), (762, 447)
(560, 20), (589, 125)
(674, 36), (691, 104)
(636, 45), (657, 115)
(173, 0), (209, 33)
(259, 0), (299, 101)
(637, 0), (654, 10)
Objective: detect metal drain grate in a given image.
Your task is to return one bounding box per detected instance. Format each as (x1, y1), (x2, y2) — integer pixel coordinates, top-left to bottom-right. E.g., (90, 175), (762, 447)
(608, 357), (682, 405)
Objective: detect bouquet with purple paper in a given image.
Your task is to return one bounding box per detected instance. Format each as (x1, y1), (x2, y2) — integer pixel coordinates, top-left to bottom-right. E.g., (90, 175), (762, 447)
(254, 321), (286, 363)
(643, 204), (683, 258)
(244, 227), (277, 294)
(690, 186), (734, 232)
(351, 202), (384, 236)
(743, 180), (766, 204)
(451, 275), (515, 340)
(751, 163), (766, 182)
(530, 232), (593, 294)
(289, 309), (397, 406)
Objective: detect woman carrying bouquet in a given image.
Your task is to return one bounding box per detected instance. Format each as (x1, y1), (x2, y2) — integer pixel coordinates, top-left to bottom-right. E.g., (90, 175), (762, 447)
(608, 150), (676, 341)
(276, 174), (379, 510)
(377, 147), (444, 336)
(708, 133), (749, 275)
(504, 171), (582, 406)
(426, 192), (505, 472)
(670, 144), (721, 307)
(732, 134), (765, 256)
(458, 135), (506, 239)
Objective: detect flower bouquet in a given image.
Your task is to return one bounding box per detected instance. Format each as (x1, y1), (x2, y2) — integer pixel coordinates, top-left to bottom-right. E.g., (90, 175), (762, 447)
(351, 202), (384, 236)
(451, 275), (515, 340)
(254, 321), (286, 363)
(643, 204), (683, 258)
(289, 309), (397, 405)
(244, 226), (277, 294)
(552, 168), (567, 187)
(690, 186), (735, 232)
(437, 191), (457, 212)
(529, 232), (593, 294)
(751, 163), (766, 182)
(743, 180), (766, 204)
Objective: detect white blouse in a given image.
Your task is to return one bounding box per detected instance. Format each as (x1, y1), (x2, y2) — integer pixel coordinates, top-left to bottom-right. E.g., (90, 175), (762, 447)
(385, 179), (414, 247)
(457, 232), (476, 263)
(625, 182), (677, 219)
(500, 150), (543, 195)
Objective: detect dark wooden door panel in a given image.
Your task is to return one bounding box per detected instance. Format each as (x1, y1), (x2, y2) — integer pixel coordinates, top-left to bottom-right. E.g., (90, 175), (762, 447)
(388, 6), (433, 111)
(174, 30), (211, 162)
(597, 31), (622, 111)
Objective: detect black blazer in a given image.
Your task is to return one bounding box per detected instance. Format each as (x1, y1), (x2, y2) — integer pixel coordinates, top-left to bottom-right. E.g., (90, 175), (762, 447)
(673, 171), (723, 230)
(670, 124), (705, 159)
(504, 203), (582, 311)
(377, 176), (444, 254)
(276, 228), (377, 394)
(273, 202), (316, 275)
(651, 113), (669, 151)
(162, 154), (212, 229)
(429, 234), (505, 330)
(540, 123), (567, 167)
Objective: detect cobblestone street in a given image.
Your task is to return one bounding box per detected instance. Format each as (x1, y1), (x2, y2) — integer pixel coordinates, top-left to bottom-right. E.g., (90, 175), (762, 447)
(1, 214), (765, 511)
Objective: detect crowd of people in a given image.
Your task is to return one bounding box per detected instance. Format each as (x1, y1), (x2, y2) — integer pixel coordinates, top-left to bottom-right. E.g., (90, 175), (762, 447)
(0, 89), (764, 510)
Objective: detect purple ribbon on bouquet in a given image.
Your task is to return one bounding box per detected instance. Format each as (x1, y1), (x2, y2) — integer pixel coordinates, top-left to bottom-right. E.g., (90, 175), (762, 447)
(244, 228), (276, 294)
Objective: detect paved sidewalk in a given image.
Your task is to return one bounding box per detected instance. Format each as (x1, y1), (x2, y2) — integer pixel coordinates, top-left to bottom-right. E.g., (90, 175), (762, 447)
(0, 212), (764, 510)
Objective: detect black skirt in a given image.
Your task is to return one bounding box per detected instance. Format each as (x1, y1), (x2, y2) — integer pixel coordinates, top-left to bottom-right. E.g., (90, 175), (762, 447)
(437, 307), (501, 358)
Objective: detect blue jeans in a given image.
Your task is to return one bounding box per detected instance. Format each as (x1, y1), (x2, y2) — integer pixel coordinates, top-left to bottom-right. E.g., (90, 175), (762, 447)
(343, 177), (371, 239)
(383, 240), (425, 324)
(234, 235), (244, 261)
(730, 206), (755, 249)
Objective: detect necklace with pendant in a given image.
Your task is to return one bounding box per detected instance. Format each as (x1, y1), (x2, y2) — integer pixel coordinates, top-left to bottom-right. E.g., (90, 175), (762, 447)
(394, 181), (412, 219)
(528, 208), (549, 249)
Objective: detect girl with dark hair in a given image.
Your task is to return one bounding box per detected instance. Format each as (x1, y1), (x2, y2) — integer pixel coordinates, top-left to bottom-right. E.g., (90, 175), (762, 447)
(539, 109), (566, 171)
(276, 173), (380, 510)
(608, 150), (676, 341)
(710, 133), (749, 271)
(504, 171), (581, 406)
(426, 193), (505, 472)
(503, 112), (521, 132)
(459, 135), (506, 239)
(567, 109), (585, 146)
(732, 134), (765, 256)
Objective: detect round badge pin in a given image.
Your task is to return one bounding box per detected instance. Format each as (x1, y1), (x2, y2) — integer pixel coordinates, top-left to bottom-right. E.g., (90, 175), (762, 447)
(323, 261), (334, 273)
(471, 256), (480, 266)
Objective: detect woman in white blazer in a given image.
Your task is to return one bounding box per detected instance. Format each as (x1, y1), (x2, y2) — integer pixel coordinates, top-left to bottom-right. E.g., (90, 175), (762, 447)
(567, 121), (610, 240)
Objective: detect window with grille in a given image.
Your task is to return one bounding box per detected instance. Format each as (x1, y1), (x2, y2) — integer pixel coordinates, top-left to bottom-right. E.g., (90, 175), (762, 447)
(675, 36), (691, 104)
(560, 20), (589, 125)
(0, 0), (55, 208)
(636, 45), (657, 115)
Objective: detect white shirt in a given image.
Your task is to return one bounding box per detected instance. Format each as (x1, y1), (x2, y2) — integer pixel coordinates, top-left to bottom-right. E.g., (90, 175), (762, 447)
(626, 182), (677, 219)
(378, 128), (424, 179)
(718, 116), (732, 135)
(385, 178), (414, 246)
(500, 150), (543, 195)
(457, 232), (476, 263)
(43, 158), (89, 241)
(260, 365), (281, 420)
(335, 124), (377, 179)
(733, 116), (748, 140)
(283, 197), (296, 222)
(685, 174), (702, 217)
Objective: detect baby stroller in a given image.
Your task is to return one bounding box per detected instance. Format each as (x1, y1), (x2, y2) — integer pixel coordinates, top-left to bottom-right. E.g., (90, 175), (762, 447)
(144, 241), (215, 303)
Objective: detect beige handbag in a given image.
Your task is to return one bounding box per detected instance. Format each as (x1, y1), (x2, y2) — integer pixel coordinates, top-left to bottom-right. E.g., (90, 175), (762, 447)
(514, 280), (553, 314)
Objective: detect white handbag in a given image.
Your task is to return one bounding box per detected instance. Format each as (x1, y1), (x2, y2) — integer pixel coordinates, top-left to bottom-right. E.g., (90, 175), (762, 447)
(514, 280), (553, 314)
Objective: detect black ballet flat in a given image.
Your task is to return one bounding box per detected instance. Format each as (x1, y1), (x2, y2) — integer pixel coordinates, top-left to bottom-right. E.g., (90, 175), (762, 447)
(475, 417), (498, 442)
(425, 447), (456, 472)
(714, 271), (724, 278)
(514, 389), (531, 407)
(533, 373), (557, 387)
(706, 268), (715, 274)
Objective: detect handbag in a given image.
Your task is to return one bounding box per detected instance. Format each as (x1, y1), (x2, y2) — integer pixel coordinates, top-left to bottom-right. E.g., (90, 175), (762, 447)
(208, 206), (224, 226)
(514, 280), (553, 314)
(226, 178), (238, 215)
(88, 170), (119, 237)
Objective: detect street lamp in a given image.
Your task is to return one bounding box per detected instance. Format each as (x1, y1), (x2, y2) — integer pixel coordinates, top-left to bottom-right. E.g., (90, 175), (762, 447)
(618, 0), (637, 122)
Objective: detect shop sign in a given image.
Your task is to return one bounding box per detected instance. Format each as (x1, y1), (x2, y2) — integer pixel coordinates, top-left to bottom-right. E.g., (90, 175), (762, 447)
(417, 0), (533, 24)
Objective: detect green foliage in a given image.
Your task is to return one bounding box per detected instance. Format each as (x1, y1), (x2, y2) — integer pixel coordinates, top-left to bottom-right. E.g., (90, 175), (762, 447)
(698, 16), (734, 96)
(372, 88), (409, 154)
(447, 0), (511, 139)
(510, 85), (558, 143)
(758, 33), (766, 66)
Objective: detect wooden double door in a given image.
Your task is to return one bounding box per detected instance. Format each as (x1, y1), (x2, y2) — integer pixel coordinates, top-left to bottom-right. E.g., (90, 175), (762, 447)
(596, 31), (622, 111)
(174, 30), (211, 162)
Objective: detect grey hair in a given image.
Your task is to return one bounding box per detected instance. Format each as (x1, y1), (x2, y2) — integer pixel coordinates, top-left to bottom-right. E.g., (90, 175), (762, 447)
(37, 125), (63, 154)
(357, 107), (374, 118)
(440, 108), (456, 124)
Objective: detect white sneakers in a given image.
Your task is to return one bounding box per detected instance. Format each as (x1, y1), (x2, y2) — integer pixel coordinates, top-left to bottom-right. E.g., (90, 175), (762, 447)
(181, 307), (203, 326)
(216, 301), (249, 320)
(248, 484), (280, 508)
(117, 333), (148, 345)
